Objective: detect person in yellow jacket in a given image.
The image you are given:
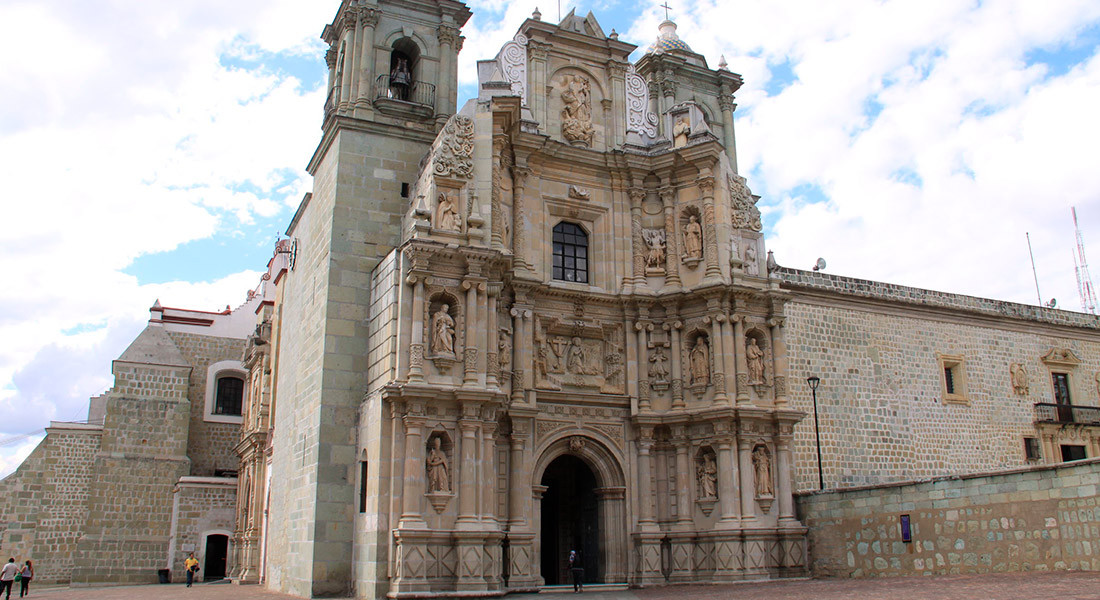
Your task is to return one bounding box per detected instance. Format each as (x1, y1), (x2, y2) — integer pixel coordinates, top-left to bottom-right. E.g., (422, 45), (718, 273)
(183, 553), (199, 588)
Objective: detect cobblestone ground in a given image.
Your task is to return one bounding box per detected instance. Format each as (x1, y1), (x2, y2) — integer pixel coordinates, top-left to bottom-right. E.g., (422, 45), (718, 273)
(25, 572), (1100, 599)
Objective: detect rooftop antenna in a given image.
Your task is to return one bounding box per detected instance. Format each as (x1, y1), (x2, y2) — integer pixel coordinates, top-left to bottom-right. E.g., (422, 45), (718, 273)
(1073, 207), (1098, 314)
(1026, 232), (1043, 305)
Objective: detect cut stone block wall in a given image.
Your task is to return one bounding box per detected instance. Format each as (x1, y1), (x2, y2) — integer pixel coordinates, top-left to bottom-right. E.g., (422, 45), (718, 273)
(169, 478), (237, 583)
(0, 424), (100, 584)
(797, 458), (1100, 577)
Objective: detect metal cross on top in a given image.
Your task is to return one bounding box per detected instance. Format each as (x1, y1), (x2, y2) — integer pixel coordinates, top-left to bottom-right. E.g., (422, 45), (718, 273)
(660, 1), (672, 20)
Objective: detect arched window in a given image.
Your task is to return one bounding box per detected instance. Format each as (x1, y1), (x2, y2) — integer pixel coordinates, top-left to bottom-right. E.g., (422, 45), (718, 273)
(388, 38), (420, 101)
(552, 222), (588, 283)
(214, 375), (244, 416)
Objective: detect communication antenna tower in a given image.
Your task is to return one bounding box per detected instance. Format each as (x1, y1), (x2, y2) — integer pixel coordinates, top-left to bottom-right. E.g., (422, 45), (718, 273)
(1072, 207), (1097, 315)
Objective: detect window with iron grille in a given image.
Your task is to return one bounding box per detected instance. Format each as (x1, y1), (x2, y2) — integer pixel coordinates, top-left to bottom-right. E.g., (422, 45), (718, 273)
(552, 222), (588, 284)
(214, 376), (244, 416)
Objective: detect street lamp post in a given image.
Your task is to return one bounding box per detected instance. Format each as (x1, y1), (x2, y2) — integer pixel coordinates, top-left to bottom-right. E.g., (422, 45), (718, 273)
(807, 376), (824, 490)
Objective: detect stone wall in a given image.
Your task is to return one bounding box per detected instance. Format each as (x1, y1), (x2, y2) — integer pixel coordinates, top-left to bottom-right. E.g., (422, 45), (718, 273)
(777, 268), (1100, 491)
(167, 331), (246, 477)
(169, 478), (237, 583)
(797, 458), (1100, 577)
(0, 424), (100, 584)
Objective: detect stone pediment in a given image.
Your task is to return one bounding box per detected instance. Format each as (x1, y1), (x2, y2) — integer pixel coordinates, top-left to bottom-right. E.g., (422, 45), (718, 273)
(1040, 348), (1082, 367)
(558, 9), (607, 39)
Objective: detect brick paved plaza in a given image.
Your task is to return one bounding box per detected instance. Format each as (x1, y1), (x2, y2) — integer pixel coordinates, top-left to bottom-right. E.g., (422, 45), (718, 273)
(24, 572), (1100, 600)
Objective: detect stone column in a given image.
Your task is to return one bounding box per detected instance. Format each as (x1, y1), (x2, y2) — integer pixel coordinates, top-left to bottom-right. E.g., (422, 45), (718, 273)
(712, 315), (730, 405)
(457, 415), (480, 528)
(324, 48), (338, 115)
(716, 435), (738, 527)
(636, 430), (658, 530)
(673, 429), (693, 528)
(770, 318), (789, 407)
(660, 187), (681, 289)
(655, 444), (670, 524)
(776, 430), (797, 524)
(595, 487), (628, 583)
(407, 275), (426, 383)
(462, 279), (481, 386)
(399, 410), (427, 528)
(507, 428), (527, 528)
(338, 13), (356, 110)
(629, 189), (646, 287)
(738, 436), (756, 523)
(487, 287), (500, 388)
(511, 167), (530, 273)
(698, 175), (721, 280)
(528, 41), (550, 126)
(734, 317), (750, 405)
(490, 137), (506, 250)
(667, 321), (684, 409)
(722, 304), (738, 402)
(635, 320), (653, 412)
(510, 306), (533, 405)
(436, 26), (459, 115)
(482, 419), (498, 527)
(719, 88), (738, 172)
(356, 8), (379, 107)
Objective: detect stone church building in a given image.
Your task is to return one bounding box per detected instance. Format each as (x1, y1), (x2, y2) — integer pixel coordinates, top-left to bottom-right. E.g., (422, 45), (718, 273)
(2, 0), (1099, 596)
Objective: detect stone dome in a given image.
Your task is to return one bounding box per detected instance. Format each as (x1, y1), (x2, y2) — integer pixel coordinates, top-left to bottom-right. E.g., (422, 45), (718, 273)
(647, 19), (694, 54)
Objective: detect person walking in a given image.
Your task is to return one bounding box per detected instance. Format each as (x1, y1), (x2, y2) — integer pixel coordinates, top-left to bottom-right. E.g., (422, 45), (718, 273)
(0, 559), (17, 600)
(183, 553), (199, 588)
(16, 562), (30, 598)
(568, 550), (583, 593)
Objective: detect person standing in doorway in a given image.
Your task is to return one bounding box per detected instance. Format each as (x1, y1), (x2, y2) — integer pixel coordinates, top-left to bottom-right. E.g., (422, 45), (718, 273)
(17, 562), (30, 598)
(184, 553), (199, 588)
(0, 559), (17, 599)
(568, 550), (583, 593)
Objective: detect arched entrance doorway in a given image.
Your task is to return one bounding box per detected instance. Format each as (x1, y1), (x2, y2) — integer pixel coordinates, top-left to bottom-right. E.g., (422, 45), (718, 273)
(540, 455), (599, 585)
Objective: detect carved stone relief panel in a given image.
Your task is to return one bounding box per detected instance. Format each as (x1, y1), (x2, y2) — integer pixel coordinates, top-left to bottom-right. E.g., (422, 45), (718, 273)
(728, 174), (763, 232)
(560, 74), (595, 147)
(1010, 363), (1029, 396)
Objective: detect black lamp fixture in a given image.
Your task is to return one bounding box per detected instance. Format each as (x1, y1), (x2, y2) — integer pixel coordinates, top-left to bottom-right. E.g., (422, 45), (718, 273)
(806, 376), (824, 490)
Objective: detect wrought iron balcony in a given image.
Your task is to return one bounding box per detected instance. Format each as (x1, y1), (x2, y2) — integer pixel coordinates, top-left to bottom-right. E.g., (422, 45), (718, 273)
(373, 75), (435, 114)
(1034, 402), (1100, 425)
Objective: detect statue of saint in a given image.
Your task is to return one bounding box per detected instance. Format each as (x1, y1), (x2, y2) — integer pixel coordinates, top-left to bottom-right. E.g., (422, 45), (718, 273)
(644, 230), (666, 268)
(752, 446), (773, 496)
(431, 304), (455, 355)
(498, 332), (512, 373)
(689, 336), (710, 386)
(648, 346), (669, 383)
(426, 437), (449, 492)
(747, 337), (765, 383)
(697, 453), (718, 499)
(567, 337), (586, 373)
(436, 192), (460, 231)
(744, 243), (759, 275)
(673, 116), (690, 148)
(683, 215), (703, 260)
(390, 57), (412, 100)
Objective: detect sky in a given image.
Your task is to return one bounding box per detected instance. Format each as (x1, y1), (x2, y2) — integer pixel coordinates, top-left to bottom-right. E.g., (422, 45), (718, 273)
(1, 0), (1099, 475)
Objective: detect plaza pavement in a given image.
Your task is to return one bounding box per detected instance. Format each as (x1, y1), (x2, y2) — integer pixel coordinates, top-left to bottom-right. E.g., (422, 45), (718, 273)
(23, 571), (1100, 599)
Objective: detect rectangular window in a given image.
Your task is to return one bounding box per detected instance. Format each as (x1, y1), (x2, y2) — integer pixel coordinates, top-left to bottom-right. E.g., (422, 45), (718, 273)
(1023, 437), (1041, 461)
(400, 183), (410, 198)
(937, 354), (967, 404)
(899, 514), (912, 543)
(943, 367), (955, 395)
(1052, 373), (1071, 405)
(359, 460), (368, 514)
(1061, 445), (1087, 462)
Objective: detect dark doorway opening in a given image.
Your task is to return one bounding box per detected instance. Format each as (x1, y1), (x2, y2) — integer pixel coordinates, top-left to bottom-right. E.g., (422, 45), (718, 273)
(204, 534), (229, 580)
(540, 454), (599, 585)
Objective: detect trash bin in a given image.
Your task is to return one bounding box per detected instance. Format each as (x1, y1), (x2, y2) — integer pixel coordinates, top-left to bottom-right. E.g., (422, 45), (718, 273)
(158, 569), (171, 584)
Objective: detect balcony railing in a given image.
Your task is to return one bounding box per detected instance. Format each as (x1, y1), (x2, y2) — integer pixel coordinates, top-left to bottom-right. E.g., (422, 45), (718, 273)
(374, 75), (435, 107)
(1034, 402), (1100, 425)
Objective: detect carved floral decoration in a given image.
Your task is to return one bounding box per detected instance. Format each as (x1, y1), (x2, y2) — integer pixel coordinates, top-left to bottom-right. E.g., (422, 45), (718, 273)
(729, 174), (763, 232)
(432, 115), (475, 178)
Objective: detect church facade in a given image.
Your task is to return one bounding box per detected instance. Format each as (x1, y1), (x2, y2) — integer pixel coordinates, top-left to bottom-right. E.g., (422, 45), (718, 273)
(2, 0), (1099, 596)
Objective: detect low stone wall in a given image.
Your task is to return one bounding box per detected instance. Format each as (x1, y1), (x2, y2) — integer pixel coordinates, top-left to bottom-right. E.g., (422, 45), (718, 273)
(797, 458), (1100, 577)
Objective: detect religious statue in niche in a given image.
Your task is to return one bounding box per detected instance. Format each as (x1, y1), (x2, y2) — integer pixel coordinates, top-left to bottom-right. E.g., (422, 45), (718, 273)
(560, 75), (594, 146)
(430, 304), (456, 355)
(648, 346), (669, 384)
(426, 437), (450, 492)
(498, 330), (512, 373)
(567, 336), (587, 373)
(435, 191), (461, 231)
(642, 228), (666, 271)
(550, 336), (568, 373)
(1010, 363), (1029, 396)
(390, 57), (412, 100)
(683, 215), (703, 261)
(689, 336), (710, 387)
(696, 452), (718, 499)
(744, 243), (759, 276)
(673, 115), (690, 148)
(604, 344), (624, 389)
(752, 446), (773, 497)
(747, 337), (766, 383)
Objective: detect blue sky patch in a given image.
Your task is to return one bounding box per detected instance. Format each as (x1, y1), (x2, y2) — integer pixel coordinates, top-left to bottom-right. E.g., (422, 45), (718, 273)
(1025, 23), (1100, 79)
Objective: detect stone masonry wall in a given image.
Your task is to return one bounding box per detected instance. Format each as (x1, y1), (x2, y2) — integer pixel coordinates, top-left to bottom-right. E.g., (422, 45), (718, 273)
(797, 458), (1100, 577)
(170, 480), (237, 583)
(367, 249), (400, 394)
(778, 272), (1100, 491)
(167, 331), (246, 477)
(0, 425), (100, 584)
